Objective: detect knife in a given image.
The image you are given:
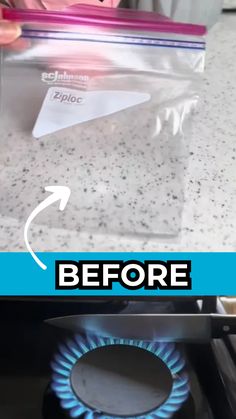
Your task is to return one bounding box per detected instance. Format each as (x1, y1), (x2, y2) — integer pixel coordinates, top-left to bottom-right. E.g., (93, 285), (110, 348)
(46, 313), (236, 342)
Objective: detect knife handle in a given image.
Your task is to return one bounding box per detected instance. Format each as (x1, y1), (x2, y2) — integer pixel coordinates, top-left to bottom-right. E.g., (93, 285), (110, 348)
(211, 315), (236, 338)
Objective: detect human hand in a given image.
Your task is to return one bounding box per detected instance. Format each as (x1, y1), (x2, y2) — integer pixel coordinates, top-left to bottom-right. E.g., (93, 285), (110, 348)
(0, 7), (21, 45)
(10, 0), (121, 11)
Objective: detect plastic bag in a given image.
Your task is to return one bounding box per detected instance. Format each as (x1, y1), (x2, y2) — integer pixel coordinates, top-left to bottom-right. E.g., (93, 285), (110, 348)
(0, 6), (206, 239)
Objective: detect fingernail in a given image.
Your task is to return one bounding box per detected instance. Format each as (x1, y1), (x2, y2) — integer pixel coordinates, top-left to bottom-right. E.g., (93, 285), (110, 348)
(0, 22), (21, 44)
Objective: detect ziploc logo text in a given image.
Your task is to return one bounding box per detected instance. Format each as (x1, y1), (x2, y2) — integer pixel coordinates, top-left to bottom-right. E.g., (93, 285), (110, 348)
(50, 90), (84, 105)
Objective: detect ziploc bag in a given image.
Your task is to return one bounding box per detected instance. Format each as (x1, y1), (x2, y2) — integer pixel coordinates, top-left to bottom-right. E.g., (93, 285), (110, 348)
(0, 6), (206, 239)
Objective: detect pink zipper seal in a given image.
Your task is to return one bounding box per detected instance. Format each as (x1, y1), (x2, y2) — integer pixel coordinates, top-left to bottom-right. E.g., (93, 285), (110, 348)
(3, 6), (207, 36)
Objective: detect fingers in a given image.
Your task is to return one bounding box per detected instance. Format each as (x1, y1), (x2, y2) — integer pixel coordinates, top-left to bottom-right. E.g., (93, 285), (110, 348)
(6, 36), (30, 51)
(0, 5), (21, 46)
(0, 21), (21, 45)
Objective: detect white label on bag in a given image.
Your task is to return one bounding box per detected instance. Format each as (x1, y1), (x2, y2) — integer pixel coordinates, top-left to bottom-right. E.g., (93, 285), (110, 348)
(33, 87), (151, 138)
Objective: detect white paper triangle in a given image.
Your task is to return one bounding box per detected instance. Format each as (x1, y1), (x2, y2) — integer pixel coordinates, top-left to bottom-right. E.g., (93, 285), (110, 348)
(33, 87), (150, 139)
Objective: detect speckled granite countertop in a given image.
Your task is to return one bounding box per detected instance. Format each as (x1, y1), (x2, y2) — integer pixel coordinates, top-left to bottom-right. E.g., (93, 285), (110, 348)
(0, 13), (235, 252)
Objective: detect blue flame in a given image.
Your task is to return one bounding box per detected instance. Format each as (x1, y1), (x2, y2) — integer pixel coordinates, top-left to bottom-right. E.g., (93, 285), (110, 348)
(51, 336), (189, 419)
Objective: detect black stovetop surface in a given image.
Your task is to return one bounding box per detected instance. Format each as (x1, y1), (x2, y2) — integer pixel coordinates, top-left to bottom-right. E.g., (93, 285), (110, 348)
(0, 300), (235, 419)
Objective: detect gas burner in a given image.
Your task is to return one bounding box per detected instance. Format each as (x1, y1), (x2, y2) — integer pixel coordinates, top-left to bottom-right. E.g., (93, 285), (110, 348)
(43, 388), (195, 419)
(49, 335), (190, 419)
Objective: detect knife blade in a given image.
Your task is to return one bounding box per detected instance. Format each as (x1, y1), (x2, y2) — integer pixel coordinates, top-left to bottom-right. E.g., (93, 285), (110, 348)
(46, 313), (236, 342)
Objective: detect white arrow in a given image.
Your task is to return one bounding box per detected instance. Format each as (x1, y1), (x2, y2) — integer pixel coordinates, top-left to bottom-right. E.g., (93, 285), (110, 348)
(24, 186), (71, 270)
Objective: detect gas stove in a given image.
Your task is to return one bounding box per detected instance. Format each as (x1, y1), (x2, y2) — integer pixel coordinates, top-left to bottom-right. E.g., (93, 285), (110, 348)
(0, 298), (235, 419)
